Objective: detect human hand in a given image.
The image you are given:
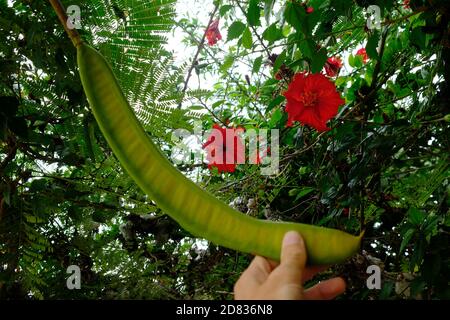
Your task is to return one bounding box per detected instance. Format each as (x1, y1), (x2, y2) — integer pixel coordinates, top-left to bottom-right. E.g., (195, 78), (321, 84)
(234, 231), (346, 300)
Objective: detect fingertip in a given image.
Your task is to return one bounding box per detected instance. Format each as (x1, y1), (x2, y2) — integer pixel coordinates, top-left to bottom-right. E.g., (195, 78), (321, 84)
(279, 231), (307, 274)
(335, 277), (347, 293)
(323, 277), (346, 297)
(303, 277), (347, 300)
(282, 231), (303, 247)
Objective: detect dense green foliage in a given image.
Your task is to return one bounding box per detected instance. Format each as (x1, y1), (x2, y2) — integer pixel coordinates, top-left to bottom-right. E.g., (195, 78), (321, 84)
(1, 0), (449, 299)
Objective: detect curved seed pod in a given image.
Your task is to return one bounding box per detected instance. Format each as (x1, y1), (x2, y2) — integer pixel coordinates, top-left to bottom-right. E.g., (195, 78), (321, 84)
(77, 43), (363, 265)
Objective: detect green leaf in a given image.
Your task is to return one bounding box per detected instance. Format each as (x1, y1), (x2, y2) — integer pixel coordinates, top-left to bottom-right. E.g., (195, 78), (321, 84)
(273, 50), (287, 71)
(262, 23), (283, 43)
(269, 108), (283, 128)
(410, 27), (426, 50)
(252, 56), (263, 74)
(400, 228), (415, 253)
(408, 207), (425, 225)
(227, 21), (246, 42)
(378, 281), (394, 300)
(366, 31), (380, 60)
(298, 39), (316, 60)
(423, 215), (439, 237)
(242, 27), (253, 49)
(349, 54), (363, 68)
(267, 95), (285, 111)
(284, 1), (317, 35)
(282, 25), (291, 37)
(294, 187), (315, 201)
(30, 179), (48, 192)
(219, 4), (233, 16)
(212, 100), (225, 108)
(410, 238), (425, 271)
(285, 1), (306, 33)
(188, 105), (204, 111)
(247, 0), (261, 27)
(264, 0), (275, 24)
(220, 55), (234, 73)
(310, 48), (327, 73)
(335, 76), (347, 87)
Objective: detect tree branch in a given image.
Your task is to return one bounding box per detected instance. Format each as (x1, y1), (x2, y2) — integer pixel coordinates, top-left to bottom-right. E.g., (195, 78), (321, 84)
(178, 4), (220, 108)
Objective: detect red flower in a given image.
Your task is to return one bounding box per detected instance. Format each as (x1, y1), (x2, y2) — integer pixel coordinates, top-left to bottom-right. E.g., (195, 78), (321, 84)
(202, 124), (245, 173)
(403, 0), (410, 9)
(356, 48), (369, 63)
(324, 57), (343, 77)
(205, 19), (222, 46)
(306, 6), (314, 13)
(283, 73), (345, 132)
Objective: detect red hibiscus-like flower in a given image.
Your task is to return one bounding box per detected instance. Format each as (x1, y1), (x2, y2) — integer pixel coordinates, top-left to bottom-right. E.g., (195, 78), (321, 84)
(356, 48), (369, 63)
(202, 124), (245, 173)
(306, 6), (314, 14)
(205, 19), (222, 46)
(324, 57), (343, 77)
(283, 73), (345, 132)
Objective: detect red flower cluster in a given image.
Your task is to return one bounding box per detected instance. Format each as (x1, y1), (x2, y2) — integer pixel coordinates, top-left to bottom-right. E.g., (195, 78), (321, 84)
(202, 124), (245, 173)
(324, 57), (343, 77)
(356, 48), (369, 63)
(283, 73), (345, 132)
(206, 19), (222, 46)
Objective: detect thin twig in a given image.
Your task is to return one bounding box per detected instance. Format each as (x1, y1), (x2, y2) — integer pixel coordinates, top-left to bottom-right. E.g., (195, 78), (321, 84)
(179, 22), (266, 119)
(198, 98), (227, 126)
(281, 131), (327, 163)
(234, 0), (271, 57)
(178, 4), (220, 109)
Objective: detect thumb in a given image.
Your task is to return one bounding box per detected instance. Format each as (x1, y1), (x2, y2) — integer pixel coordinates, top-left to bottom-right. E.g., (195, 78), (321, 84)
(277, 231), (307, 285)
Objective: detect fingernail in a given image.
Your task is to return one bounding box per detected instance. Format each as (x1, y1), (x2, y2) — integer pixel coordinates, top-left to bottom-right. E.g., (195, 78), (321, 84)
(283, 231), (302, 246)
